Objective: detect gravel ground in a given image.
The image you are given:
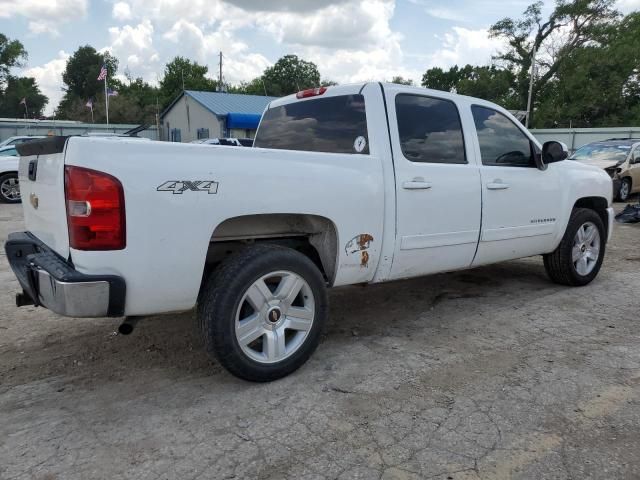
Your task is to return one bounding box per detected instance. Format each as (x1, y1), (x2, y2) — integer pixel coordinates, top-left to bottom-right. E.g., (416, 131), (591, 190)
(1, 201), (639, 480)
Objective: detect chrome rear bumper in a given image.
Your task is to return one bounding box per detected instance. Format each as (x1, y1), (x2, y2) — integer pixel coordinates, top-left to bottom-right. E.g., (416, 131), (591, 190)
(5, 232), (125, 318)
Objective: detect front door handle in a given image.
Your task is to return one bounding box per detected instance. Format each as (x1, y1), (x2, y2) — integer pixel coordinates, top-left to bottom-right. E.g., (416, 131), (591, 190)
(402, 179), (432, 190)
(487, 181), (510, 190)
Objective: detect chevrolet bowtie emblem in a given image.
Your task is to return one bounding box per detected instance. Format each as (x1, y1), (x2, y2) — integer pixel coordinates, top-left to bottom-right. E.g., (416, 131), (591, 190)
(29, 193), (39, 209)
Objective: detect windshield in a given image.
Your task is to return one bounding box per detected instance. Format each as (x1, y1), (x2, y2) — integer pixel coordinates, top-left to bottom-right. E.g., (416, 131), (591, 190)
(570, 144), (631, 163)
(0, 147), (17, 156)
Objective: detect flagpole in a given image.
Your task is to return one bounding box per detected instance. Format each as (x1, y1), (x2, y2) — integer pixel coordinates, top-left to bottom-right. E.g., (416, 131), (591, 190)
(104, 74), (109, 126)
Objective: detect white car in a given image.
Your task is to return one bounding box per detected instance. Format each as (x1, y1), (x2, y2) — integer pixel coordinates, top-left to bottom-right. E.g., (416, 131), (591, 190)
(6, 83), (613, 381)
(0, 145), (20, 203)
(0, 135), (46, 148)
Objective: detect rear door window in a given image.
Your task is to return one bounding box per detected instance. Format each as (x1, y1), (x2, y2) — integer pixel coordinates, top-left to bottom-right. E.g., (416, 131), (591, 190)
(254, 94), (369, 154)
(395, 94), (466, 164)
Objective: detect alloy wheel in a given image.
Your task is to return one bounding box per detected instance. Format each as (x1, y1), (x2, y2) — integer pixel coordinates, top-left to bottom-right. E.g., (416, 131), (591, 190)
(0, 176), (20, 201)
(572, 221), (600, 276)
(235, 270), (315, 364)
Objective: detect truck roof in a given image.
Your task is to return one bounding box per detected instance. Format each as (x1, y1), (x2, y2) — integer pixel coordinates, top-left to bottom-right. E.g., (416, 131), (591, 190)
(268, 81), (507, 112)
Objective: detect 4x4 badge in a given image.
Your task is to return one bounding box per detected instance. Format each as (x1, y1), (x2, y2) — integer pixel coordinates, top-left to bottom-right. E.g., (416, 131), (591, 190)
(157, 180), (219, 194)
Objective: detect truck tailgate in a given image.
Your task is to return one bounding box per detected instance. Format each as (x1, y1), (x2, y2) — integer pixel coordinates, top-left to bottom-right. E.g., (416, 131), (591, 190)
(17, 137), (70, 258)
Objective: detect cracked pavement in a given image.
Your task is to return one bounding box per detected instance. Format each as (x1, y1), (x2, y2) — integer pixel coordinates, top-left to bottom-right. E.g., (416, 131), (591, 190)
(1, 202), (639, 479)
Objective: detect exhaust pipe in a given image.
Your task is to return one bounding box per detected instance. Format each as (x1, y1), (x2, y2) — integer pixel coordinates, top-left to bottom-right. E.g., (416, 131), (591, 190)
(118, 316), (141, 335)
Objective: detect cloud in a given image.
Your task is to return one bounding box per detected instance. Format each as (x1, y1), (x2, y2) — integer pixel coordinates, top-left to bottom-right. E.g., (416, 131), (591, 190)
(224, 0), (350, 12)
(100, 0), (411, 87)
(105, 20), (160, 83)
(0, 0), (88, 36)
(616, 0), (640, 12)
(256, 0), (398, 49)
(424, 7), (468, 22)
(428, 26), (506, 68)
(113, 2), (133, 21)
(247, 0), (419, 85)
(162, 19), (270, 84)
(21, 51), (70, 115)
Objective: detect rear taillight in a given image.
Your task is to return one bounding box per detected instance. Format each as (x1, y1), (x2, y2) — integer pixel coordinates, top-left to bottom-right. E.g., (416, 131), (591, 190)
(64, 165), (126, 250)
(296, 87), (327, 99)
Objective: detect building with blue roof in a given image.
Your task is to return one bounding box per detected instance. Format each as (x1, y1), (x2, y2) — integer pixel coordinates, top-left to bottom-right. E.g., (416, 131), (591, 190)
(160, 90), (277, 142)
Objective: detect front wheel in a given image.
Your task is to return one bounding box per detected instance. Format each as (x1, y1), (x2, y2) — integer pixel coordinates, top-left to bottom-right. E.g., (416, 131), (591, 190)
(0, 173), (21, 203)
(198, 244), (328, 382)
(543, 208), (606, 286)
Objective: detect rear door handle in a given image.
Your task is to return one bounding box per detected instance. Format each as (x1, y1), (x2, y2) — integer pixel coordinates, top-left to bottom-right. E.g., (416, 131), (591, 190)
(487, 181), (510, 190)
(402, 179), (432, 190)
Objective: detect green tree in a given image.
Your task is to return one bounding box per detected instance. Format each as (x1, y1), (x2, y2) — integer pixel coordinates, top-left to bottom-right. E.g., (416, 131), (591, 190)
(111, 77), (160, 124)
(61, 46), (118, 99)
(422, 65), (519, 109)
(421, 66), (463, 92)
(0, 34), (27, 87)
(490, 0), (619, 117)
(390, 76), (413, 86)
(0, 76), (48, 118)
(58, 46), (118, 118)
(533, 11), (640, 127)
(261, 54), (321, 96)
(159, 56), (217, 108)
(228, 77), (267, 96)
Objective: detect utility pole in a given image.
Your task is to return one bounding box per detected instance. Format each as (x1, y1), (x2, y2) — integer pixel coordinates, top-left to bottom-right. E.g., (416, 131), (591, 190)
(181, 69), (185, 91)
(156, 96), (161, 141)
(218, 51), (223, 92)
(525, 45), (536, 129)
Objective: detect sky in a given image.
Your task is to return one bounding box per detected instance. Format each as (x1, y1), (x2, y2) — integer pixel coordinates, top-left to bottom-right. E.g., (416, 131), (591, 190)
(1, 0), (638, 114)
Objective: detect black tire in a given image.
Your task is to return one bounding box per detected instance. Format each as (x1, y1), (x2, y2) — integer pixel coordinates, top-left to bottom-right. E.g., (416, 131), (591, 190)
(197, 244), (328, 382)
(618, 178), (631, 202)
(543, 208), (606, 286)
(0, 172), (21, 204)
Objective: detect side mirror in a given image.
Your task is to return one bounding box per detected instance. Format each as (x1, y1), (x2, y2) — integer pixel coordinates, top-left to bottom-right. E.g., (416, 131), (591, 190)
(540, 141), (568, 169)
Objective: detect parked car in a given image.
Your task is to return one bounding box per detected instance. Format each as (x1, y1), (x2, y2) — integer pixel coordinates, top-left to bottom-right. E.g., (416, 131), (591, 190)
(570, 138), (640, 201)
(191, 138), (243, 146)
(6, 83), (613, 381)
(0, 145), (20, 203)
(0, 135), (46, 148)
(238, 138), (254, 147)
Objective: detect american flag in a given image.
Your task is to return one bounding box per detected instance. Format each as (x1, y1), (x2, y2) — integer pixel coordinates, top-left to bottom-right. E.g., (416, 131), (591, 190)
(97, 64), (107, 81)
(85, 98), (93, 110)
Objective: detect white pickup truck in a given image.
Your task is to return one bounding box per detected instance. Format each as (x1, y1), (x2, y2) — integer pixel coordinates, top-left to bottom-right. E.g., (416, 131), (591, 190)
(6, 83), (614, 381)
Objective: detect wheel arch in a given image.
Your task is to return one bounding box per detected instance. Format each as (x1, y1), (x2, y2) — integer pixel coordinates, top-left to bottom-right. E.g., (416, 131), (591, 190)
(573, 196), (609, 239)
(206, 213), (339, 285)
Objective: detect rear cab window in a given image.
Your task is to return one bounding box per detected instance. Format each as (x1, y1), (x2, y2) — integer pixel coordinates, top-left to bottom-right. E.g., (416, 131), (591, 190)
(254, 94), (369, 154)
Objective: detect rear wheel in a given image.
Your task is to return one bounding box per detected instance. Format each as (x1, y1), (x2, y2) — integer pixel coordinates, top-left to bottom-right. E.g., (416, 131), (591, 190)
(198, 244), (328, 382)
(0, 173), (20, 203)
(543, 208), (606, 286)
(618, 178), (631, 202)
